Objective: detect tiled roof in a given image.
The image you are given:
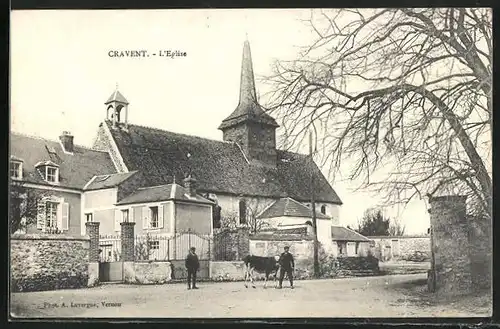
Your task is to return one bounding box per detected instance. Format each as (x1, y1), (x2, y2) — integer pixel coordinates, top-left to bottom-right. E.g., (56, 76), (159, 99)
(105, 90), (129, 105)
(104, 121), (342, 204)
(116, 183), (214, 205)
(257, 197), (330, 219)
(84, 171), (139, 191)
(10, 133), (117, 189)
(331, 226), (371, 242)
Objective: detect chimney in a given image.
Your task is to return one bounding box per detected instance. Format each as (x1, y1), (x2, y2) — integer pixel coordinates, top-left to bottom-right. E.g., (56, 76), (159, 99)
(59, 131), (74, 153)
(183, 175), (197, 197)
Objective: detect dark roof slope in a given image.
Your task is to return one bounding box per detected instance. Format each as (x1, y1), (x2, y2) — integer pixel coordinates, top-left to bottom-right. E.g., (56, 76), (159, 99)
(116, 183), (214, 205)
(104, 121), (342, 204)
(10, 133), (117, 189)
(331, 226), (371, 242)
(257, 197), (330, 219)
(84, 171), (139, 191)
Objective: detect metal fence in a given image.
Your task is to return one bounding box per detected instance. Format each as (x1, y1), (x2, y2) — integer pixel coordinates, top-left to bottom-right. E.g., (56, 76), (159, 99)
(99, 234), (121, 262)
(134, 231), (211, 261)
(213, 230), (240, 261)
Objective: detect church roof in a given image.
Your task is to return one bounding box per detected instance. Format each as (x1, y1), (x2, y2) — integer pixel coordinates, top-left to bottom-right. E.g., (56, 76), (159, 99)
(103, 120), (343, 204)
(10, 133), (116, 189)
(116, 183), (214, 205)
(105, 90), (129, 105)
(218, 40), (278, 130)
(257, 197), (330, 219)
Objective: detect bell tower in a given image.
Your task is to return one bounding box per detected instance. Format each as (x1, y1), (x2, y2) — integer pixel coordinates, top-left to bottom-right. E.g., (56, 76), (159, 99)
(218, 39), (279, 167)
(105, 85), (129, 128)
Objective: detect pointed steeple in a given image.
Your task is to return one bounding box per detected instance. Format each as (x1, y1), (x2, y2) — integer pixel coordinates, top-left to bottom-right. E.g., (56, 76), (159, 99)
(239, 39), (258, 107)
(218, 40), (278, 130)
(218, 39), (279, 168)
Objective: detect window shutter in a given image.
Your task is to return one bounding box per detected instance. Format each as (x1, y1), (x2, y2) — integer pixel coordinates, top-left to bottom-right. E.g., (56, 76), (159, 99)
(36, 199), (46, 230)
(158, 205), (164, 228)
(57, 201), (63, 230)
(129, 208), (134, 222)
(142, 207), (149, 229)
(61, 202), (69, 231)
(114, 209), (121, 231)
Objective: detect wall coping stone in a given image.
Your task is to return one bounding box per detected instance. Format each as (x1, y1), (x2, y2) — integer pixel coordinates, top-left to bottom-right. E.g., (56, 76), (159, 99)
(11, 234), (90, 241)
(368, 235), (430, 239)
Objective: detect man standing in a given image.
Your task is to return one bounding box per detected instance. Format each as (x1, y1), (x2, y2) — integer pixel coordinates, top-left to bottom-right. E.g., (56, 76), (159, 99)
(277, 246), (295, 289)
(185, 247), (199, 290)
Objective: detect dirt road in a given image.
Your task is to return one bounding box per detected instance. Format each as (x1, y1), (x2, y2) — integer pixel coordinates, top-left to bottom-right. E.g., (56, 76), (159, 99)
(10, 273), (490, 318)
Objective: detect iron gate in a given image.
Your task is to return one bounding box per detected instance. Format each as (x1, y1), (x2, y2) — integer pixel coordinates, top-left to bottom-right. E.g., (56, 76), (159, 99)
(99, 235), (123, 282)
(134, 230), (211, 280)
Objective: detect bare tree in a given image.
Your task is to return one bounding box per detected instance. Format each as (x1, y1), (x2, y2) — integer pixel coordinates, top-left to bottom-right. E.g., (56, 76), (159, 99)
(9, 180), (47, 234)
(388, 219), (406, 236)
(265, 8), (492, 218)
(246, 200), (272, 234)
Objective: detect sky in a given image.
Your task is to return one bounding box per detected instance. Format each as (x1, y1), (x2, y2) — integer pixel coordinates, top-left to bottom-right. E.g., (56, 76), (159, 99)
(10, 9), (430, 234)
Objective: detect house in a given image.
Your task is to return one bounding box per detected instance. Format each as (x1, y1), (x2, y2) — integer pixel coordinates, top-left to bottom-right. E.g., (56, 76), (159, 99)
(91, 40), (343, 235)
(256, 197), (333, 250)
(331, 226), (372, 257)
(9, 132), (117, 235)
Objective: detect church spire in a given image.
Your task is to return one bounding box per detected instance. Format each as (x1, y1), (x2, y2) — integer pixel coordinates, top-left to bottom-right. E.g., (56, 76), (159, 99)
(218, 39), (279, 168)
(239, 39), (258, 107)
(218, 40), (278, 130)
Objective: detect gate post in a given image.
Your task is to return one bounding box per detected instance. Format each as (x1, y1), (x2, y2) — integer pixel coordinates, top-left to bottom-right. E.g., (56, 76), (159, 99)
(428, 195), (471, 295)
(86, 222), (100, 287)
(121, 222), (136, 283)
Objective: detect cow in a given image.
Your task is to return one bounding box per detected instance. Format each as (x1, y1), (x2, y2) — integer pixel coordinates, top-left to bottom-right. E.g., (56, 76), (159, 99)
(242, 255), (280, 289)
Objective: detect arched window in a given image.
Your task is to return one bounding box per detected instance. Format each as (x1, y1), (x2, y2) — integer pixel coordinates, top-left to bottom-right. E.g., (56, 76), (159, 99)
(213, 205), (222, 229)
(320, 205), (326, 215)
(239, 199), (247, 224)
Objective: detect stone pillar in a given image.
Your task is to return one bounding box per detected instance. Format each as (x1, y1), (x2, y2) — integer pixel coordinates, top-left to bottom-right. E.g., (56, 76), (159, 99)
(86, 222), (100, 287)
(428, 195), (471, 295)
(121, 222), (136, 283)
(237, 227), (250, 259)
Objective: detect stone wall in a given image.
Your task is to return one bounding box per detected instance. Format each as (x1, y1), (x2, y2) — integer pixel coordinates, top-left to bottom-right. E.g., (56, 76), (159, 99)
(249, 238), (315, 279)
(123, 261), (173, 284)
(210, 261), (246, 281)
(11, 234), (90, 292)
(369, 236), (431, 261)
(468, 215), (492, 291)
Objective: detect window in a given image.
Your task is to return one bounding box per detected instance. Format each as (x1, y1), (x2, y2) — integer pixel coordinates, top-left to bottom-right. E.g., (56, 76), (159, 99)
(213, 205), (222, 229)
(85, 213), (93, 222)
(150, 206), (159, 228)
(46, 166), (58, 183)
(122, 209), (129, 223)
(337, 242), (346, 256)
(148, 240), (160, 250)
(239, 199), (247, 224)
(320, 205), (326, 215)
(355, 242), (360, 255)
(10, 161), (22, 179)
(45, 201), (58, 229)
(37, 197), (69, 233)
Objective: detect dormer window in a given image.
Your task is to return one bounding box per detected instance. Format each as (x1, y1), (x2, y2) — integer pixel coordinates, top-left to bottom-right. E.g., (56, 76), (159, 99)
(35, 161), (60, 184)
(10, 159), (23, 180)
(46, 166), (58, 183)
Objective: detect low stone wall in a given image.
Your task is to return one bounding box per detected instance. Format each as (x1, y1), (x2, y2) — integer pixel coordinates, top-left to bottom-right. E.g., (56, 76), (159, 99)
(368, 236), (431, 262)
(11, 234), (90, 292)
(210, 261), (246, 281)
(123, 261), (173, 284)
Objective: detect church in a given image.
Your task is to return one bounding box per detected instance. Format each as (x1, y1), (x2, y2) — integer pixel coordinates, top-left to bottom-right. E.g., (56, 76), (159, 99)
(10, 40), (344, 245)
